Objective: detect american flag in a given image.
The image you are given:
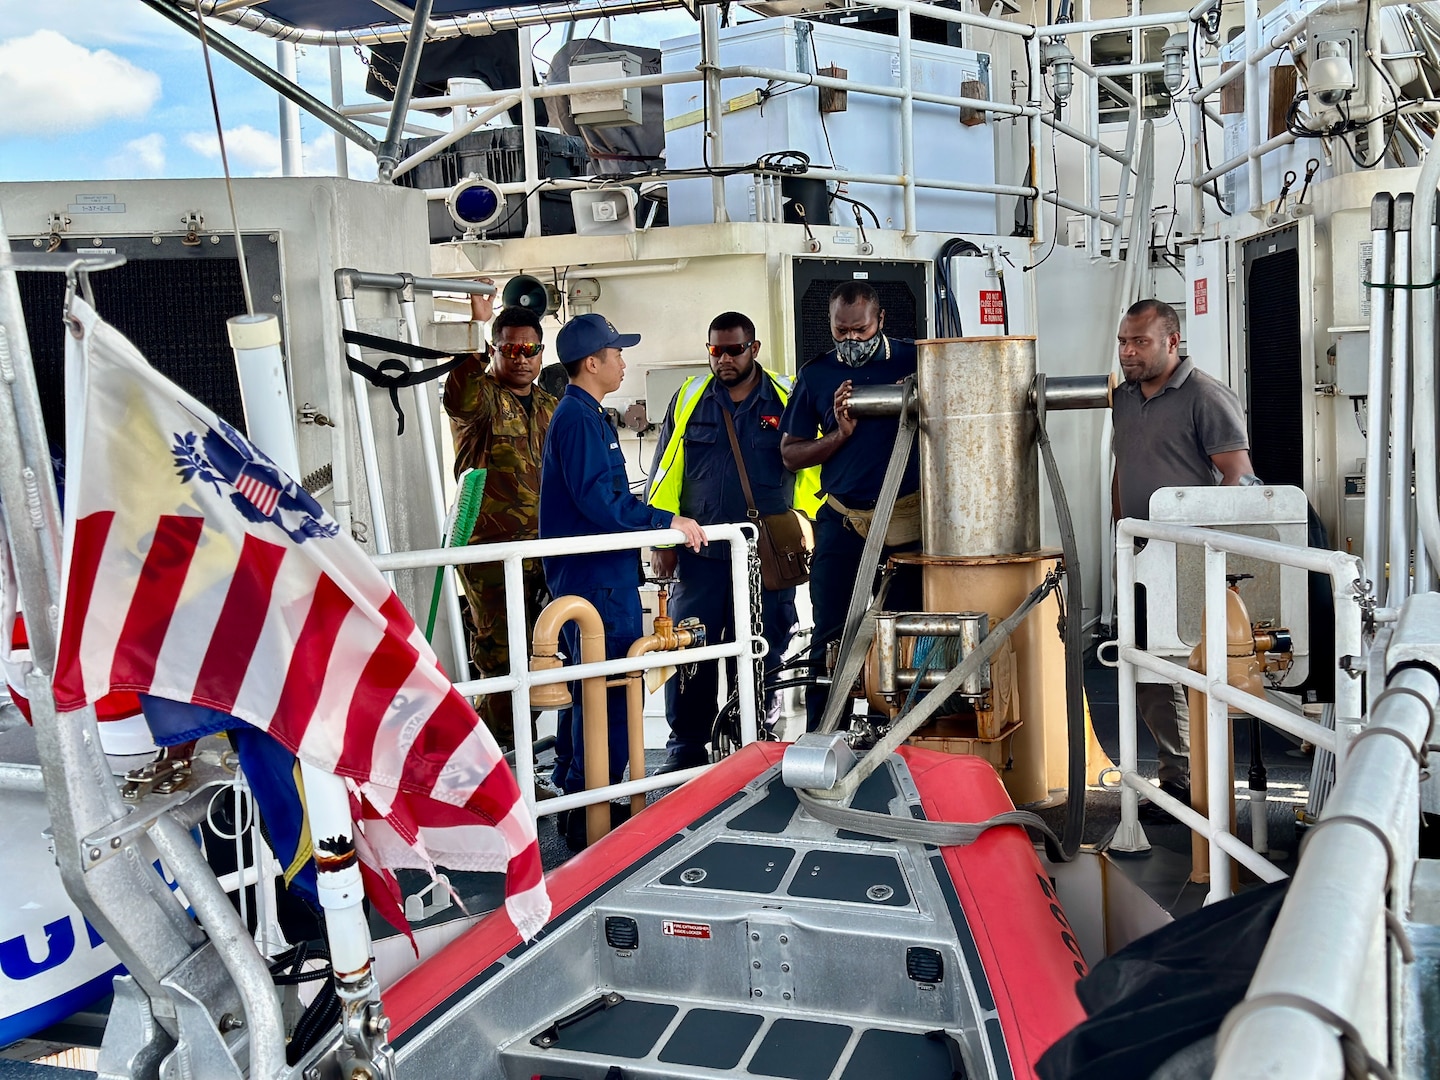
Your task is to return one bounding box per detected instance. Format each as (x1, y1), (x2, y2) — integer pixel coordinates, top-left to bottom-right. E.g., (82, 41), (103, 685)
(51, 298), (549, 940)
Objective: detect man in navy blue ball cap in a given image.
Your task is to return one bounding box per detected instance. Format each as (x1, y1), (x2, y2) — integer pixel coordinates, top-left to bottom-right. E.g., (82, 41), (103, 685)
(539, 313), (706, 846)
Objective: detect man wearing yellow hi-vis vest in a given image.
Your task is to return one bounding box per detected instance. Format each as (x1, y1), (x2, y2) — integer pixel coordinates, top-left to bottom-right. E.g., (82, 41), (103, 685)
(647, 312), (821, 771)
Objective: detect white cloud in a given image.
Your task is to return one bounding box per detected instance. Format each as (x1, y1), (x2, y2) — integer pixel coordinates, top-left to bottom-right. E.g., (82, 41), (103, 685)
(0, 30), (161, 137)
(184, 124), (282, 176)
(0, 1), (188, 48)
(106, 133), (167, 178)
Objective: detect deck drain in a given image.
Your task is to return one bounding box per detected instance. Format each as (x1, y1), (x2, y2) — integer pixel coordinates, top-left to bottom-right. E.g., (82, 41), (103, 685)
(866, 884), (894, 902)
(680, 867), (708, 884)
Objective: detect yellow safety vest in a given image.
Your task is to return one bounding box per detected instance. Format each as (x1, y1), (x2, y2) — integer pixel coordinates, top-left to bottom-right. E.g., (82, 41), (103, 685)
(647, 371), (823, 519)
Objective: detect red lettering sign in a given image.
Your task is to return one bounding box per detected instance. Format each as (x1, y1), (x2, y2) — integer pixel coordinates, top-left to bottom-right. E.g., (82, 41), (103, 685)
(978, 290), (1005, 325)
(661, 920), (712, 939)
(1194, 277), (1209, 315)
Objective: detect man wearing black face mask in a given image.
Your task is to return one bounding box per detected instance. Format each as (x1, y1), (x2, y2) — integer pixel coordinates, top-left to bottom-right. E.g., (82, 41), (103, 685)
(780, 282), (921, 729)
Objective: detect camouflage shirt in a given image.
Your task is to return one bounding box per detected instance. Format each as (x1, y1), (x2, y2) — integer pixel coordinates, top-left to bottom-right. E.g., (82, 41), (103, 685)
(443, 358), (558, 544)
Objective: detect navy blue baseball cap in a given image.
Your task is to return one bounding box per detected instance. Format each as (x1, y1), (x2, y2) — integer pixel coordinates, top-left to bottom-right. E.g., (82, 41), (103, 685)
(556, 313), (641, 364)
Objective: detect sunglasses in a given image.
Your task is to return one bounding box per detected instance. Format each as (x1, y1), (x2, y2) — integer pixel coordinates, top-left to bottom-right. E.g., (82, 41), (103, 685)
(706, 341), (756, 358)
(494, 341), (543, 360)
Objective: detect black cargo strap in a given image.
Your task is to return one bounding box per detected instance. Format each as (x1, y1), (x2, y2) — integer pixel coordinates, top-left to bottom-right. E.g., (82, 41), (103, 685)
(342, 328), (469, 436)
(819, 375), (918, 736)
(796, 790), (1062, 851)
(1218, 992), (1395, 1080)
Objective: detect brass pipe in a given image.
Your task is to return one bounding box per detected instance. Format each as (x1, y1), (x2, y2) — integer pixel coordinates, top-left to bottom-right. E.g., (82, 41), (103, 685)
(624, 588), (698, 824)
(529, 595), (610, 845)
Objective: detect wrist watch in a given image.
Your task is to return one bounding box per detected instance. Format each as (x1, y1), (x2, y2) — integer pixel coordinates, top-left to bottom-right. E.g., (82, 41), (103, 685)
(1238, 474), (1264, 487)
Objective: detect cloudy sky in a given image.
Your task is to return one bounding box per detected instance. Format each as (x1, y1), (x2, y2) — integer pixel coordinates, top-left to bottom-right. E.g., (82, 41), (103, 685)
(0, 1), (699, 184)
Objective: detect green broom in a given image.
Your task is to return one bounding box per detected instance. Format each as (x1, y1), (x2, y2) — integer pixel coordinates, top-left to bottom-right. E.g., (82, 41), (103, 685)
(426, 467), (486, 643)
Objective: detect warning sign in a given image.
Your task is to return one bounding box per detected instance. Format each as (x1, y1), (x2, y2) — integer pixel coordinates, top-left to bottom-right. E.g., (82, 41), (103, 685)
(1194, 278), (1209, 315)
(978, 290), (1005, 325)
(662, 920), (712, 939)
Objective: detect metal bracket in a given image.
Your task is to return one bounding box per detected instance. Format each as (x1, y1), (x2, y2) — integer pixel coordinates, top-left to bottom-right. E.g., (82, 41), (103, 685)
(122, 748), (194, 802)
(82, 784), (203, 869)
(181, 211), (205, 246)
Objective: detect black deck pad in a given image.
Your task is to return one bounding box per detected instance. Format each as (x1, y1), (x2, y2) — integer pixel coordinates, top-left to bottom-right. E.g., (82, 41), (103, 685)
(727, 776), (800, 834)
(660, 841), (797, 894)
(786, 850), (910, 906)
(545, 998), (677, 1059)
(747, 1018), (853, 1080)
(837, 765), (901, 841)
(658, 1009), (765, 1069)
(840, 1029), (963, 1079)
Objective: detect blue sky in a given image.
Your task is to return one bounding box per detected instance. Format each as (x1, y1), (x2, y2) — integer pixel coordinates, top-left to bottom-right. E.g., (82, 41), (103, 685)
(0, 2), (699, 184)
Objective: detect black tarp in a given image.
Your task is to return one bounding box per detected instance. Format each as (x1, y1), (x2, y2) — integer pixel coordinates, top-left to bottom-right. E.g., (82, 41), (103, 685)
(365, 34), (548, 127)
(1037, 880), (1290, 1080)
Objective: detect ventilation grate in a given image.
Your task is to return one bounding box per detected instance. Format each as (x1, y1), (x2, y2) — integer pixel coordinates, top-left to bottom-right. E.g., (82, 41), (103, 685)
(604, 915), (639, 950)
(906, 946), (944, 983)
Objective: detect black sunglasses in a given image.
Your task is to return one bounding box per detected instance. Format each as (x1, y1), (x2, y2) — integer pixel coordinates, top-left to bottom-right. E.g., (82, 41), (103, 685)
(706, 341), (756, 358)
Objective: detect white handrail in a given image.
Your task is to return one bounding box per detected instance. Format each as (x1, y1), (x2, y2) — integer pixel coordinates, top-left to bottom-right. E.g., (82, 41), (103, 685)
(1110, 517), (1367, 899)
(1214, 597), (1440, 1079)
(374, 522), (762, 815)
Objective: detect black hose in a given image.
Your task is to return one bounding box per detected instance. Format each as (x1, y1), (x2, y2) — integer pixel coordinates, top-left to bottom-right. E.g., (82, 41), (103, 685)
(1036, 394), (1087, 861)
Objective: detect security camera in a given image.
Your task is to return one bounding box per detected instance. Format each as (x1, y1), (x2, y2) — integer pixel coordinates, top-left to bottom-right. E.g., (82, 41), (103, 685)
(1309, 37), (1356, 107)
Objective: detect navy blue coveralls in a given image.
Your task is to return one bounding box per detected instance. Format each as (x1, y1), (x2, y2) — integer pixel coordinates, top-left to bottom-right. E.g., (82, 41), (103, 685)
(649, 372), (798, 765)
(540, 384), (673, 794)
(779, 337), (922, 728)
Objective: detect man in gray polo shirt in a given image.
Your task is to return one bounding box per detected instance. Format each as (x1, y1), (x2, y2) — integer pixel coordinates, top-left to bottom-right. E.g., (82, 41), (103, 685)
(1111, 298), (1254, 808)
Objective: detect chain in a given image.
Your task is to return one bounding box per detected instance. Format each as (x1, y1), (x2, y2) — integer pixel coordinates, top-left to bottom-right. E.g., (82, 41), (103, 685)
(747, 532), (769, 743)
(355, 44), (397, 95)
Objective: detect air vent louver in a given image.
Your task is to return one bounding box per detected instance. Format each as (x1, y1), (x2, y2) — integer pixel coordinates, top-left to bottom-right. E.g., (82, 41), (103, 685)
(906, 946), (944, 982)
(605, 916), (640, 950)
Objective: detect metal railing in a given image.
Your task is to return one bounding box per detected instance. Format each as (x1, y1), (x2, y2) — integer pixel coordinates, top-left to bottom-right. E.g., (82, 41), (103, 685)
(1109, 518), (1366, 900)
(1214, 593), (1440, 1079)
(189, 0), (1213, 247)
(371, 521), (763, 819)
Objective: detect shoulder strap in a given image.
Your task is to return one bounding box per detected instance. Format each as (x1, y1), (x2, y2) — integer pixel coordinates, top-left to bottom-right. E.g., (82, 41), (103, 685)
(719, 408), (760, 519)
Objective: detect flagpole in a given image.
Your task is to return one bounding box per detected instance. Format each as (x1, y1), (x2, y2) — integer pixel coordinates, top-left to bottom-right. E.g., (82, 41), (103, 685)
(230, 316), (393, 1074)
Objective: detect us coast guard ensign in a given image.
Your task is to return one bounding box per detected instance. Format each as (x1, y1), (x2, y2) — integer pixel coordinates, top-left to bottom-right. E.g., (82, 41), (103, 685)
(170, 416), (339, 544)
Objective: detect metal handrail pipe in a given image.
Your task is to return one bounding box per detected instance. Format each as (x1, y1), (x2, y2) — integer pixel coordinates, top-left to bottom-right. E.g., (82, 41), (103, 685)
(1194, 14), (1311, 103)
(804, 166), (1039, 199)
(389, 94), (520, 180)
(0, 761), (45, 793)
(1213, 663), (1440, 1078)
(372, 523), (752, 570)
(1119, 772), (1287, 882)
(336, 269), (495, 298)
(455, 638), (755, 696)
(1116, 518), (1366, 734)
(1069, 56), (1139, 107)
(378, 68), (700, 113)
(1091, 57), (1222, 78)
(1038, 10), (1197, 38)
(1045, 192), (1125, 227)
(1389, 196), (1416, 604)
(719, 64), (1033, 119)
(533, 764), (712, 817)
(1409, 89), (1440, 574)
(1042, 114), (1132, 164)
(1120, 647), (1338, 753)
(1191, 131), (1297, 186)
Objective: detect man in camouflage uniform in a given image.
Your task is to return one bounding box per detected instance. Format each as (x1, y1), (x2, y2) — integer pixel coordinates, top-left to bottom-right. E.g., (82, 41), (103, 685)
(443, 289), (558, 749)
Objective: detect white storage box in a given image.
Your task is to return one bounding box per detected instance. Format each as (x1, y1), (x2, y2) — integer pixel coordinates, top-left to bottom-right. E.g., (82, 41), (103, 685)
(661, 17), (998, 233)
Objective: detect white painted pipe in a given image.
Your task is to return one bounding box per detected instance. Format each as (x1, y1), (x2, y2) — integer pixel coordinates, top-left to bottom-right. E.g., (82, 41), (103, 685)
(1362, 196), (1392, 592)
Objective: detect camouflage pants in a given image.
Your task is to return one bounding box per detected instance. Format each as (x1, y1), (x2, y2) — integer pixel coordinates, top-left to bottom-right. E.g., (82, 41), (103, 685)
(458, 556), (548, 751)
